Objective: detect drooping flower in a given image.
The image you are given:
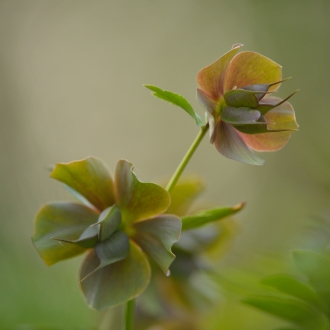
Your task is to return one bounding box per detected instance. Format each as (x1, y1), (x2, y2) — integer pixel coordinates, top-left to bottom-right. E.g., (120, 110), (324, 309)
(197, 44), (298, 165)
(32, 157), (181, 310)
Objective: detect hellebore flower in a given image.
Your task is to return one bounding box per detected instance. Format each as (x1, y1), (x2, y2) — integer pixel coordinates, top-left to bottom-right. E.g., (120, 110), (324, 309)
(32, 157), (181, 310)
(197, 44), (299, 165)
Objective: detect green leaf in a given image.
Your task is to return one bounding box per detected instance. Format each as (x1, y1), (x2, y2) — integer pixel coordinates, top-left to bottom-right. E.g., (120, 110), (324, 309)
(221, 107), (261, 125)
(243, 295), (328, 330)
(93, 205), (122, 241)
(166, 176), (205, 216)
(32, 202), (99, 265)
(261, 274), (320, 307)
(181, 203), (245, 231)
(50, 157), (115, 212)
(145, 85), (203, 127)
(52, 225), (99, 249)
(79, 241), (151, 310)
(224, 89), (259, 108)
(132, 215), (181, 274)
(114, 160), (170, 224)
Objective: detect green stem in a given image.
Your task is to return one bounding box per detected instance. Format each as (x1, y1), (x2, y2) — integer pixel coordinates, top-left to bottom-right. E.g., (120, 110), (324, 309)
(125, 299), (135, 330)
(166, 123), (209, 193)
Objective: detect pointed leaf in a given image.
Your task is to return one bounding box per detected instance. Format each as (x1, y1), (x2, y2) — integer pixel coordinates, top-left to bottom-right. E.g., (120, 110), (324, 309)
(52, 225), (99, 249)
(50, 157), (115, 212)
(145, 85), (203, 127)
(221, 107), (261, 125)
(94, 205), (122, 241)
(32, 202), (99, 265)
(243, 295), (328, 330)
(114, 160), (170, 224)
(181, 203), (245, 231)
(261, 274), (321, 307)
(79, 241), (151, 310)
(132, 215), (181, 274)
(213, 121), (264, 165)
(224, 89), (259, 108)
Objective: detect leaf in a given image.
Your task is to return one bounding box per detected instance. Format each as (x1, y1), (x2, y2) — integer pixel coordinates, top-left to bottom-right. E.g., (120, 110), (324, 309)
(32, 202), (99, 265)
(181, 203), (245, 231)
(224, 89), (259, 108)
(50, 157), (115, 212)
(243, 295), (328, 330)
(93, 205), (122, 241)
(79, 240), (151, 310)
(145, 85), (203, 127)
(114, 160), (170, 224)
(221, 107), (261, 125)
(132, 215), (181, 274)
(261, 274), (320, 307)
(81, 230), (130, 280)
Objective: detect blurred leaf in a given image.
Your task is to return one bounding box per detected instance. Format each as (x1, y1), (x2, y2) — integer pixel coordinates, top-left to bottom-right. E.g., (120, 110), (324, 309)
(243, 295), (328, 330)
(94, 205), (121, 241)
(52, 224), (98, 249)
(32, 202), (98, 265)
(181, 203), (245, 230)
(51, 157), (115, 212)
(132, 215), (181, 274)
(114, 160), (170, 224)
(261, 274), (320, 307)
(145, 84), (203, 127)
(79, 241), (150, 310)
(167, 176), (205, 216)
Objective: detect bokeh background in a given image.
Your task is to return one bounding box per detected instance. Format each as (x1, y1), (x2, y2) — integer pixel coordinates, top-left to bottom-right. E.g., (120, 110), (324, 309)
(1, 0), (330, 329)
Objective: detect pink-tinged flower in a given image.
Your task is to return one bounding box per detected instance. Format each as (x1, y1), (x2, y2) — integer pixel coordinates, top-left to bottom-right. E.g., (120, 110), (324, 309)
(197, 44), (298, 165)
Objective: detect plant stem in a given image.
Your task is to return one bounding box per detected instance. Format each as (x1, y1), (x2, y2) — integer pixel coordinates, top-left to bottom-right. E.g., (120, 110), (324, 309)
(125, 299), (135, 330)
(166, 123), (209, 193)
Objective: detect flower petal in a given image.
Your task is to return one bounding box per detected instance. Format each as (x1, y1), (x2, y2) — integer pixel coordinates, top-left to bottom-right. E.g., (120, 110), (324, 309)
(114, 160), (170, 224)
(79, 240), (151, 310)
(221, 107), (261, 125)
(213, 120), (264, 165)
(50, 157), (115, 212)
(196, 88), (219, 117)
(197, 44), (243, 101)
(224, 51), (282, 93)
(32, 202), (99, 265)
(132, 215), (181, 274)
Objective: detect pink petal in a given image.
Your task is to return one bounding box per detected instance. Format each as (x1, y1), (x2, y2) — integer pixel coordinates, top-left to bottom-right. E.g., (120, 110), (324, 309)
(197, 44), (242, 102)
(223, 51), (282, 93)
(213, 120), (264, 165)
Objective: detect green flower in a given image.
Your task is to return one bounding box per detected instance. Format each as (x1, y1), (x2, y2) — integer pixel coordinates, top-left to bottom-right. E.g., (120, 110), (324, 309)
(197, 43), (298, 165)
(32, 157), (181, 310)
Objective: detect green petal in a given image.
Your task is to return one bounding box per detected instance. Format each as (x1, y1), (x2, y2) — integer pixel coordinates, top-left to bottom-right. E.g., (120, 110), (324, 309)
(224, 89), (259, 108)
(213, 121), (264, 165)
(181, 203), (245, 231)
(224, 51), (282, 93)
(145, 85), (203, 127)
(79, 241), (151, 310)
(93, 205), (122, 241)
(114, 160), (170, 224)
(50, 157), (115, 212)
(132, 215), (181, 274)
(166, 176), (205, 216)
(32, 202), (99, 265)
(243, 295), (328, 330)
(221, 107), (261, 125)
(261, 274), (321, 307)
(197, 44), (243, 101)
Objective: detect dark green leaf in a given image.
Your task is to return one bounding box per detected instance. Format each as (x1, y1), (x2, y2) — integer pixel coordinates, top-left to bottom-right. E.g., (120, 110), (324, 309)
(221, 107), (261, 125)
(114, 160), (170, 224)
(132, 215), (181, 274)
(50, 157), (115, 212)
(32, 202), (99, 265)
(224, 89), (259, 108)
(145, 85), (203, 127)
(79, 241), (151, 310)
(181, 203), (245, 231)
(243, 295), (328, 330)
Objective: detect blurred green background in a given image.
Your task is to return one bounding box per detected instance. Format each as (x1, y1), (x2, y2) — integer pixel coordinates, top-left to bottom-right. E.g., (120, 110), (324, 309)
(1, 0), (330, 329)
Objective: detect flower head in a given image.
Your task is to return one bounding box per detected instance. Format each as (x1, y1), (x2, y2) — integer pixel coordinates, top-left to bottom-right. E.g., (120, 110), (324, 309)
(32, 157), (181, 310)
(197, 44), (298, 165)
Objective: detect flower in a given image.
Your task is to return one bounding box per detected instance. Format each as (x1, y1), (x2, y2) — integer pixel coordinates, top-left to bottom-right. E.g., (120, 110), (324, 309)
(196, 44), (298, 165)
(32, 157), (181, 310)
